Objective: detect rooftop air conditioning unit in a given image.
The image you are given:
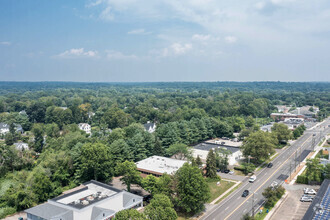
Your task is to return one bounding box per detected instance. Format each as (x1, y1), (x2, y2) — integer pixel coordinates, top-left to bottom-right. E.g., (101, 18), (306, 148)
(82, 200), (89, 205)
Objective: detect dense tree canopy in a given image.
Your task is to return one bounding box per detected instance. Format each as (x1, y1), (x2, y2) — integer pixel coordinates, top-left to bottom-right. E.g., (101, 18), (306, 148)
(241, 131), (277, 163)
(174, 163), (210, 214)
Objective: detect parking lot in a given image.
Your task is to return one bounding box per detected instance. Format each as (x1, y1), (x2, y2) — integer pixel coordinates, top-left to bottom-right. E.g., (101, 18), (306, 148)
(270, 184), (320, 220)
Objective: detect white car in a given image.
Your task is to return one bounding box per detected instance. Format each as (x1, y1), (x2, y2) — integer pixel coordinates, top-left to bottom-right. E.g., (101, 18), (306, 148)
(270, 181), (278, 188)
(229, 171), (234, 175)
(300, 195), (313, 202)
(304, 188), (316, 195)
(249, 175), (256, 183)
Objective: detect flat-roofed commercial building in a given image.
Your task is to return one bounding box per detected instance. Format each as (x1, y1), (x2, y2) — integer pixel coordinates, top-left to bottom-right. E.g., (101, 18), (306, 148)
(136, 156), (187, 177)
(25, 180), (143, 220)
(192, 142), (242, 166)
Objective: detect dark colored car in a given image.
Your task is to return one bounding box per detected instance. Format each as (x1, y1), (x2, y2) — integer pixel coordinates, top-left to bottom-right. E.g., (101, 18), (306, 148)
(267, 163), (273, 168)
(242, 190), (249, 197)
(217, 169), (221, 172)
(224, 169), (230, 173)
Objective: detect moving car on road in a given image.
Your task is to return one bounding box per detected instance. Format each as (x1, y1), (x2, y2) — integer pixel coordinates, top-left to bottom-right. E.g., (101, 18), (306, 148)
(242, 190), (249, 197)
(249, 175), (256, 183)
(267, 163), (273, 168)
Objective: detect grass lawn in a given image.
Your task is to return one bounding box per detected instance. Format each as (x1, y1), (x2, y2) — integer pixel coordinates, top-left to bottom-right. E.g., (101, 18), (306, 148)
(215, 182), (242, 204)
(207, 180), (235, 203)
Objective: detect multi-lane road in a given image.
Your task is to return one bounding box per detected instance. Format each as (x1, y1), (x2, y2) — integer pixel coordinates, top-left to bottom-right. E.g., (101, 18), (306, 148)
(202, 118), (330, 220)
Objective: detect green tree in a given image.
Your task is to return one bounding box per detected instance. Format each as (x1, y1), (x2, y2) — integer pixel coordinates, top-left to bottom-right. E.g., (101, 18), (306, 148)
(175, 163), (210, 214)
(109, 139), (132, 165)
(323, 163), (330, 180)
(45, 123), (60, 138)
(206, 149), (217, 178)
(108, 128), (125, 144)
(144, 194), (177, 220)
(2, 183), (37, 211)
(31, 171), (53, 202)
(5, 133), (15, 146)
(166, 143), (192, 160)
(141, 174), (174, 197)
(245, 116), (256, 128)
(32, 123), (44, 153)
(306, 158), (323, 183)
(76, 143), (112, 182)
(116, 161), (142, 192)
(103, 106), (130, 129)
(114, 209), (146, 220)
(142, 175), (159, 195)
(241, 131), (277, 164)
(271, 123), (292, 143)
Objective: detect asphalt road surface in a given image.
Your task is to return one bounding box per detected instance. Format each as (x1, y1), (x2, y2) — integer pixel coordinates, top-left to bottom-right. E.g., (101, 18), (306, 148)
(202, 118), (330, 220)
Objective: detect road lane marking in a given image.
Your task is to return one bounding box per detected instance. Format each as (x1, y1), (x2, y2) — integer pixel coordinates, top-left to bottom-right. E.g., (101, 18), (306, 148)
(223, 135), (313, 220)
(225, 207), (229, 211)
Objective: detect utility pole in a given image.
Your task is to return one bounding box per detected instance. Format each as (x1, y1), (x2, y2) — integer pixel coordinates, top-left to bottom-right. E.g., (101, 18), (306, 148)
(289, 161), (292, 181)
(295, 151), (297, 172)
(299, 145), (302, 166)
(251, 192), (255, 217)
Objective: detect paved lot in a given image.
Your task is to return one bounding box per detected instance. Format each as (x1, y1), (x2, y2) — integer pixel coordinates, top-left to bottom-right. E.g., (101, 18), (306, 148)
(270, 184), (320, 220)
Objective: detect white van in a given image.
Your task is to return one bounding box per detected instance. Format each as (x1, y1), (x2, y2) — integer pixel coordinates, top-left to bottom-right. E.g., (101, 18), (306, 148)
(249, 175), (256, 183)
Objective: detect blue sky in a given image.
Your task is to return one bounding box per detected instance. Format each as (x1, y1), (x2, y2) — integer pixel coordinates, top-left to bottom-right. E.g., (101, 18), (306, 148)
(0, 0), (330, 82)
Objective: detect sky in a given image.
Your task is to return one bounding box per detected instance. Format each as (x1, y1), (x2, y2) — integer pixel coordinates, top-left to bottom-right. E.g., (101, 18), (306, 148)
(0, 0), (330, 82)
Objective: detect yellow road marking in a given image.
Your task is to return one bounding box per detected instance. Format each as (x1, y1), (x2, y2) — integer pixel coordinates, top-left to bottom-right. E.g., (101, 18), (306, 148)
(223, 135), (312, 220)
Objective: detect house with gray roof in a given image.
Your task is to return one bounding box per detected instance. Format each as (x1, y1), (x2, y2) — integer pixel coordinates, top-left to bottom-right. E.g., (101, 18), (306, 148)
(143, 121), (156, 133)
(25, 180), (143, 220)
(0, 122), (23, 135)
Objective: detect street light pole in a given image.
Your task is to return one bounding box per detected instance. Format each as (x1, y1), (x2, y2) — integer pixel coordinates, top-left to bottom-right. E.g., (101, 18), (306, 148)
(251, 192), (255, 217)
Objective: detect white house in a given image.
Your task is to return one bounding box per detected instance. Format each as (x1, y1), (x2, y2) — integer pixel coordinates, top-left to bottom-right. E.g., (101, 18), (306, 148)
(14, 142), (29, 151)
(78, 123), (91, 134)
(25, 180), (143, 220)
(143, 121), (156, 133)
(0, 123), (23, 135)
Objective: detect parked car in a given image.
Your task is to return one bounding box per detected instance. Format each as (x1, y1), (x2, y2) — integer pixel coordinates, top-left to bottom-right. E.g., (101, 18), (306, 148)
(300, 195), (313, 202)
(267, 163), (273, 168)
(224, 169), (230, 173)
(242, 190), (249, 197)
(217, 169), (221, 172)
(249, 175), (256, 183)
(304, 188), (317, 195)
(229, 170), (234, 175)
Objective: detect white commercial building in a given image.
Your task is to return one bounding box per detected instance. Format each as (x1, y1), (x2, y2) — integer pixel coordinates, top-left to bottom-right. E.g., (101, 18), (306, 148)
(136, 156), (186, 177)
(25, 180), (143, 220)
(192, 142), (243, 166)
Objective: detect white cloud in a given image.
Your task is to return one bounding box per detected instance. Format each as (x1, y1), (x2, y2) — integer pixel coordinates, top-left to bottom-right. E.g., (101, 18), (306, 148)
(128, 29), (151, 35)
(151, 43), (193, 57)
(0, 41), (11, 46)
(225, 36), (237, 43)
(192, 34), (211, 41)
(106, 50), (137, 59)
(99, 6), (114, 21)
(55, 48), (98, 58)
(171, 43), (192, 55)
